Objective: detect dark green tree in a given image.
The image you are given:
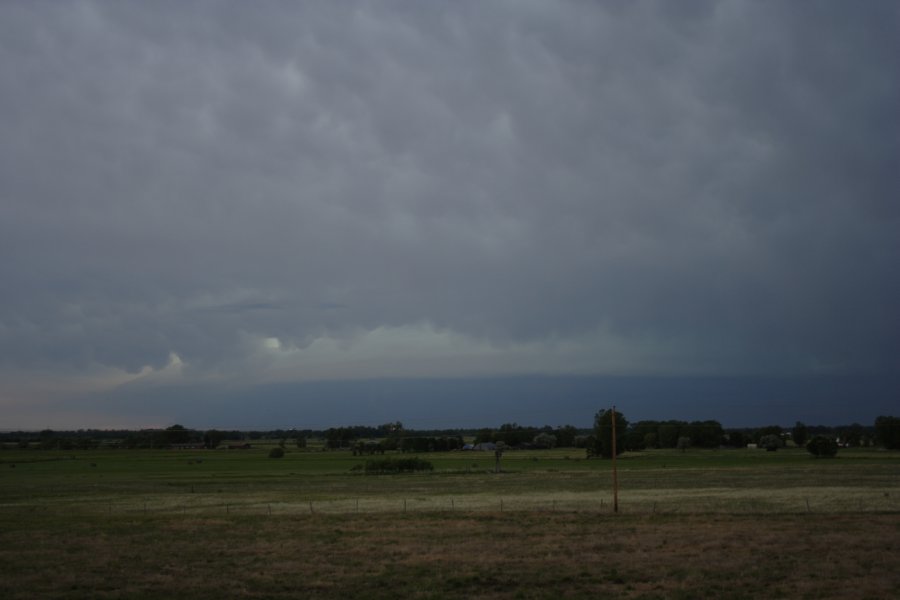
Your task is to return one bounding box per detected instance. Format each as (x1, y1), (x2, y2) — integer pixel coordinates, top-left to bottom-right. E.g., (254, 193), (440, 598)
(533, 432), (556, 449)
(685, 421), (724, 448)
(875, 416), (900, 449)
(657, 421), (682, 448)
(837, 423), (864, 447)
(590, 409), (628, 459)
(380, 421), (404, 450)
(554, 425), (579, 448)
(164, 424), (191, 445)
(791, 422), (809, 448)
(473, 428), (494, 444)
(759, 434), (783, 451)
(807, 435), (838, 458)
(754, 425), (783, 444)
(203, 430), (226, 449)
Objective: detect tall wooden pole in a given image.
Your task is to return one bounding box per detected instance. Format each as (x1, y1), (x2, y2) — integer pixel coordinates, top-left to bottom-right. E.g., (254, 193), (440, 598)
(611, 405), (619, 513)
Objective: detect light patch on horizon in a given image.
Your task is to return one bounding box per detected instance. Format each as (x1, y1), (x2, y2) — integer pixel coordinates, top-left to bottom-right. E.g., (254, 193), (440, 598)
(252, 323), (701, 383)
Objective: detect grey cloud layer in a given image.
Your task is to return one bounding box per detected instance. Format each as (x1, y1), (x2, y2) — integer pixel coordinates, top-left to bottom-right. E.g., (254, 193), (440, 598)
(1, 1), (898, 377)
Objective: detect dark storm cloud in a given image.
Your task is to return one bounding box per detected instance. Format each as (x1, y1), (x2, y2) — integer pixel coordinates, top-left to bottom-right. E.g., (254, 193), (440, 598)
(1, 1), (898, 387)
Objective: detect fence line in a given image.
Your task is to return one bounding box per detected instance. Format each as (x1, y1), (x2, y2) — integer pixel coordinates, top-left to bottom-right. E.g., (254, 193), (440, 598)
(3, 489), (898, 518)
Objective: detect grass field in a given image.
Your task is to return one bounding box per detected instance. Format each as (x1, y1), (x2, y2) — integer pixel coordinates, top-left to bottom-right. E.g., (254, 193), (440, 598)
(2, 445), (899, 598)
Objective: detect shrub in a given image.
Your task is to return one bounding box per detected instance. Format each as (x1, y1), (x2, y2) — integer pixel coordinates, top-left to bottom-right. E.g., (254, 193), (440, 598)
(759, 434), (783, 452)
(268, 447), (285, 459)
(806, 435), (838, 458)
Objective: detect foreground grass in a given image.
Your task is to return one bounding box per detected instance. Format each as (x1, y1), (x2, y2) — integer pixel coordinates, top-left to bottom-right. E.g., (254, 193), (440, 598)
(1, 511), (897, 599)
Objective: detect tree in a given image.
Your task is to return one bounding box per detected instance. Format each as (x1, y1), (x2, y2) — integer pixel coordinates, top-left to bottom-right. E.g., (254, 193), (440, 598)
(203, 430), (226, 449)
(380, 421), (404, 451)
(759, 434), (783, 451)
(268, 447), (285, 459)
(590, 409), (628, 459)
(657, 421), (682, 448)
(685, 421), (724, 448)
(554, 425), (579, 448)
(164, 424), (191, 445)
(533, 432), (557, 449)
(724, 430), (750, 448)
(474, 428), (494, 444)
(791, 422), (809, 448)
(875, 416), (900, 449)
(807, 435), (838, 458)
(837, 423), (864, 447)
(754, 425), (783, 444)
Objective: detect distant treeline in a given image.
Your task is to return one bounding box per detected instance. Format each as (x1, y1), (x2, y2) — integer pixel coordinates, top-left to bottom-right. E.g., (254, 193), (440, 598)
(2, 416), (898, 451)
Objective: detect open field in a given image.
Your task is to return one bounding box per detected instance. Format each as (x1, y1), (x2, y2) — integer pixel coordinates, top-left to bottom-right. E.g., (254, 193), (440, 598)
(2, 446), (899, 598)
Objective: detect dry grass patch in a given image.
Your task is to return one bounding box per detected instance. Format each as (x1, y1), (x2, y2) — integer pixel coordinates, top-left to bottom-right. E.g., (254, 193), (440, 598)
(1, 511), (898, 599)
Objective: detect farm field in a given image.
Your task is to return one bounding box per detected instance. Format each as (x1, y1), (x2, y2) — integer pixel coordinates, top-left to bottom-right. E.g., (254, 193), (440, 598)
(2, 446), (899, 598)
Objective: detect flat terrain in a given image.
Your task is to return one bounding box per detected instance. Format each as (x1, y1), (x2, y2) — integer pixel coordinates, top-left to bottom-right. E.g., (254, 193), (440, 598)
(1, 446), (899, 598)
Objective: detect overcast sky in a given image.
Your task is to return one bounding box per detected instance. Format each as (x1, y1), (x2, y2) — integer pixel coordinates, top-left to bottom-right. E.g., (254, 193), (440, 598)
(1, 1), (898, 430)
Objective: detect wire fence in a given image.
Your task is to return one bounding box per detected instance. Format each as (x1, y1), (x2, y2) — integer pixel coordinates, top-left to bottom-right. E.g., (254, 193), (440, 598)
(4, 488), (898, 517)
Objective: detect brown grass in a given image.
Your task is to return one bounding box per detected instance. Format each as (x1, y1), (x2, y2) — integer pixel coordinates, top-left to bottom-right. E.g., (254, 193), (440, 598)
(1, 511), (898, 599)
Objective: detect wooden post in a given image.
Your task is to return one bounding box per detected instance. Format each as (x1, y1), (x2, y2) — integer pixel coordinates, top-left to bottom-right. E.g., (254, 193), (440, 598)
(612, 406), (619, 514)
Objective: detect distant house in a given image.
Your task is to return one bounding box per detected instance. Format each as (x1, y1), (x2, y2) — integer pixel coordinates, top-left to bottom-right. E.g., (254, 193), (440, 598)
(473, 442), (497, 451)
(461, 443), (475, 451)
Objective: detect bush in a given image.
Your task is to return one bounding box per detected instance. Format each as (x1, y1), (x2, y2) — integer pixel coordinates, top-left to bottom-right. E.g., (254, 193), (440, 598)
(759, 434), (783, 452)
(268, 447), (285, 459)
(806, 435), (838, 458)
(362, 457), (433, 474)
